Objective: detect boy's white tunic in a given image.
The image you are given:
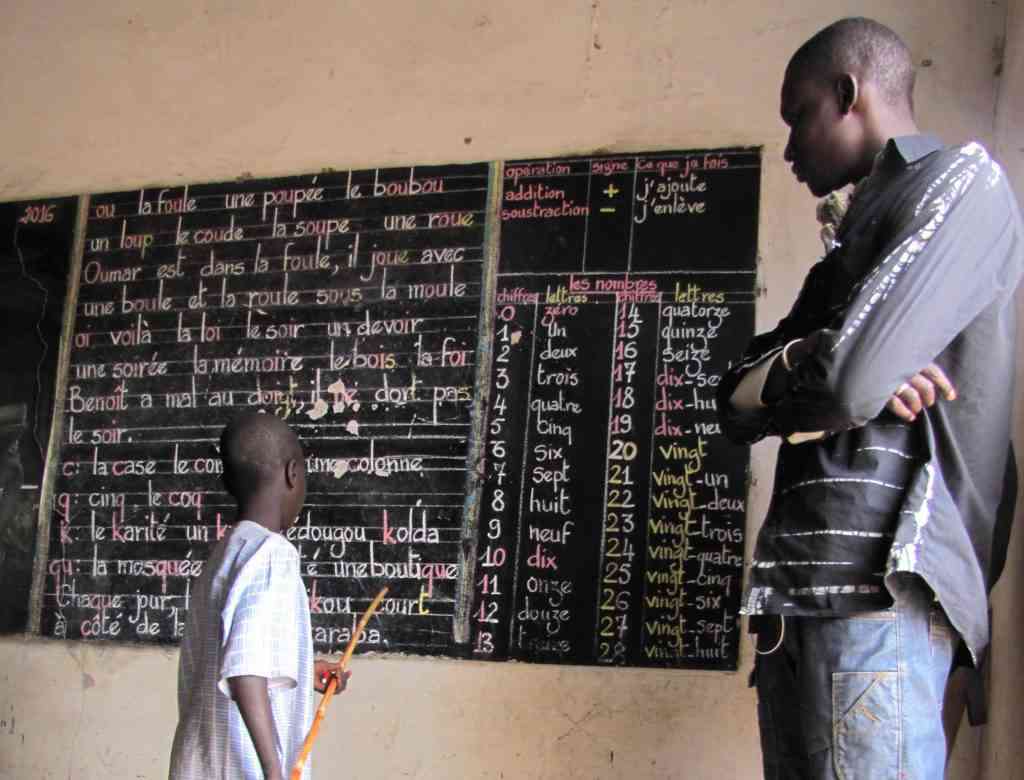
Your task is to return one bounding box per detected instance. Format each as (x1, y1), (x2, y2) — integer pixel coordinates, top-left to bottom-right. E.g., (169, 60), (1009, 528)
(169, 521), (313, 779)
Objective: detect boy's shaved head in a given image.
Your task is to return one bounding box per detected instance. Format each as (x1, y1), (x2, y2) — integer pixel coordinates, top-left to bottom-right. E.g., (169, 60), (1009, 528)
(219, 411), (303, 500)
(788, 17), (916, 112)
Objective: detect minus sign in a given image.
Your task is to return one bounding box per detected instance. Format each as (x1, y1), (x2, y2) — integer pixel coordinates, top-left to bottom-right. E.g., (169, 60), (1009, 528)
(600, 208), (616, 213)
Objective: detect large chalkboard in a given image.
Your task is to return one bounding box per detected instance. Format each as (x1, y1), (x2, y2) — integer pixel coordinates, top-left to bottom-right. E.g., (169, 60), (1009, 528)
(0, 197), (78, 633)
(40, 166), (487, 653)
(37, 149), (758, 669)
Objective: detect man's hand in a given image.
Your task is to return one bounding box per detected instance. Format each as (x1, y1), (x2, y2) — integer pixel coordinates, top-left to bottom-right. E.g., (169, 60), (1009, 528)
(886, 364), (956, 422)
(761, 332), (824, 404)
(781, 332), (823, 369)
(314, 659), (351, 694)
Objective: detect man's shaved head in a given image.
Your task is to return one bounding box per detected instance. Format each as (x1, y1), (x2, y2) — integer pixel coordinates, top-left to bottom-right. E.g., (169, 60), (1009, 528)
(219, 411), (303, 501)
(788, 17), (916, 112)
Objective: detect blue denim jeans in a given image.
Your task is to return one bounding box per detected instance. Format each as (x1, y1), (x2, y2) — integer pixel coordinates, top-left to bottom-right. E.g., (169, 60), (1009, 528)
(752, 574), (957, 779)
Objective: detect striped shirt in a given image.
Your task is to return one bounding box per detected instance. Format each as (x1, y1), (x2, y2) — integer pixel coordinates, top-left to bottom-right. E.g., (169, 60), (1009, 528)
(169, 521), (313, 780)
(718, 137), (1023, 662)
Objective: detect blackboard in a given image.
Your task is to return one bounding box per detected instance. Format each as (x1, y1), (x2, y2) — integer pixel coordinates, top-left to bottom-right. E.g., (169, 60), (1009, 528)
(37, 149), (758, 669)
(0, 196), (79, 632)
(468, 151), (757, 668)
(40, 166), (488, 652)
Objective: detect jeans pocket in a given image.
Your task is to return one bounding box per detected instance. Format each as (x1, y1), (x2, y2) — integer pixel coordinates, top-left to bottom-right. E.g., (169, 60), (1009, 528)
(832, 671), (899, 780)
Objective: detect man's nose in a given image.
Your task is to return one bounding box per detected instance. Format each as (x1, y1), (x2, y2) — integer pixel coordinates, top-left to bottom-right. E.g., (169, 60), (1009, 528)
(783, 137), (794, 163)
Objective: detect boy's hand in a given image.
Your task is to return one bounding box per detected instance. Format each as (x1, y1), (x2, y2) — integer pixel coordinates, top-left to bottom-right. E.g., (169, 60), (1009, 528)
(314, 659), (351, 694)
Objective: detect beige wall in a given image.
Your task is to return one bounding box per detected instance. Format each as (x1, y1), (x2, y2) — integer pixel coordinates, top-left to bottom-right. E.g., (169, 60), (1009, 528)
(973, 0), (1024, 777)
(0, 2), (1019, 778)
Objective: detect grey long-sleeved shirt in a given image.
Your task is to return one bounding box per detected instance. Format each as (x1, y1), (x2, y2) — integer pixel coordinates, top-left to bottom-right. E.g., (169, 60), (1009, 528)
(717, 137), (1023, 662)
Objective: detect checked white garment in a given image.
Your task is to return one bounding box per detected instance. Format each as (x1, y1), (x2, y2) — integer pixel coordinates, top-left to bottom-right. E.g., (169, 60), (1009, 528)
(170, 520), (313, 779)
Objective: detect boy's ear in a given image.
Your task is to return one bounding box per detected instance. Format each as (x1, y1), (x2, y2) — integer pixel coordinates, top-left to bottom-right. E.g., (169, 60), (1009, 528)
(284, 458), (300, 489)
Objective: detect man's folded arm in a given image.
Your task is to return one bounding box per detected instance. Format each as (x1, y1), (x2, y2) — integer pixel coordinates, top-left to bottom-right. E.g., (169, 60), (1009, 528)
(740, 152), (1023, 438)
(717, 261), (832, 444)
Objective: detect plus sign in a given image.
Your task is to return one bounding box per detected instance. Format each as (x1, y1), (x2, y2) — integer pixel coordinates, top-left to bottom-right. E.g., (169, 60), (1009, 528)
(603, 183), (620, 198)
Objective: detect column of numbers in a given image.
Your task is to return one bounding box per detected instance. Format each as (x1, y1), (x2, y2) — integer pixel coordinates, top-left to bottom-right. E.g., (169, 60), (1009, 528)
(597, 301), (642, 663)
(472, 306), (518, 655)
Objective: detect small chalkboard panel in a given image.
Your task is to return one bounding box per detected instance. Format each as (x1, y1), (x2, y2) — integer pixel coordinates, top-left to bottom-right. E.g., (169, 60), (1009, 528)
(38, 148), (758, 669)
(468, 150), (758, 668)
(39, 167), (489, 652)
(0, 197), (78, 632)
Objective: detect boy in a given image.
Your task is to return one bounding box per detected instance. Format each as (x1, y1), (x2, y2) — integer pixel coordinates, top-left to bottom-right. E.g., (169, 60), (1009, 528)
(170, 411), (347, 780)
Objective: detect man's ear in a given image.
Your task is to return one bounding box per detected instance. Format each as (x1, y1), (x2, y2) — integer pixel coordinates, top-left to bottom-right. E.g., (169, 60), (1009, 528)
(835, 73), (859, 115)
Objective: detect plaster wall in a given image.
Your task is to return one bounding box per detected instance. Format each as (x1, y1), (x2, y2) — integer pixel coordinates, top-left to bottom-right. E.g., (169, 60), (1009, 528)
(970, 0), (1024, 777)
(0, 2), (1018, 778)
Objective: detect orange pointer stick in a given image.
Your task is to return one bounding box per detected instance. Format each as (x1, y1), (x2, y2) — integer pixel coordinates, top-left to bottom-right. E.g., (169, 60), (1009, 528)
(290, 585), (389, 780)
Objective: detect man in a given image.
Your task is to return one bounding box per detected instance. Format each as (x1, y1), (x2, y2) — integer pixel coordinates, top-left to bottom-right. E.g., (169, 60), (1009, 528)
(716, 17), (1023, 779)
